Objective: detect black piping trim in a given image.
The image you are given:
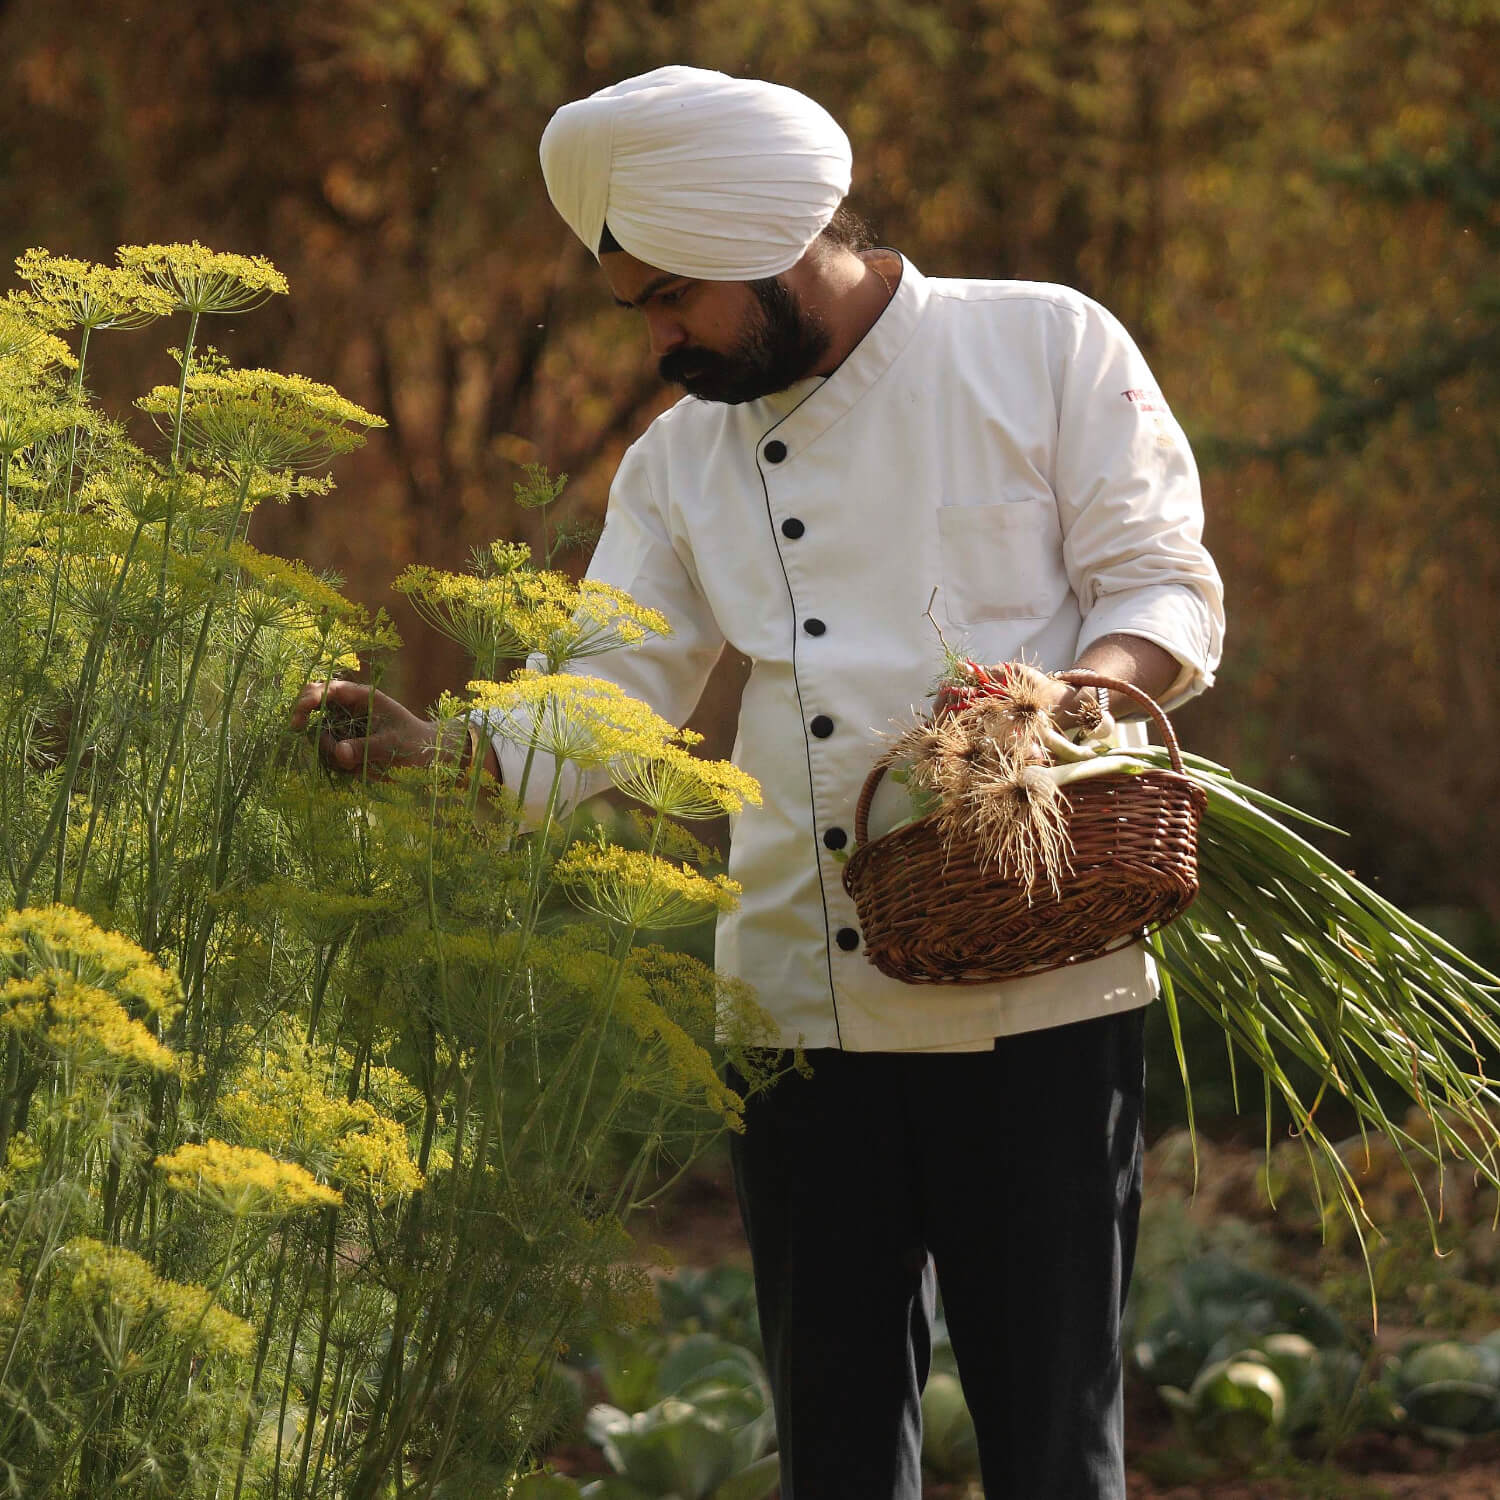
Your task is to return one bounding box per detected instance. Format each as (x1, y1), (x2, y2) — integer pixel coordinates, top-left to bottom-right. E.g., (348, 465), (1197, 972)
(752, 397), (844, 1048)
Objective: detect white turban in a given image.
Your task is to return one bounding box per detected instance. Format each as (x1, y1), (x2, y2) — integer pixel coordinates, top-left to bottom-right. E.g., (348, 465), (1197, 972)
(539, 66), (852, 282)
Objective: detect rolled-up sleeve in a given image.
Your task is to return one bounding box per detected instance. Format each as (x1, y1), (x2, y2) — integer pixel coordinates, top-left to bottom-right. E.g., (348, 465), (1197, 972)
(1052, 298), (1225, 707)
(483, 440), (726, 819)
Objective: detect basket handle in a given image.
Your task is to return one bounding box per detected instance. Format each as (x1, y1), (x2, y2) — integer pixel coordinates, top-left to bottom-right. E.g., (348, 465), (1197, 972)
(853, 670), (1184, 849)
(1054, 670), (1185, 774)
(853, 755), (897, 850)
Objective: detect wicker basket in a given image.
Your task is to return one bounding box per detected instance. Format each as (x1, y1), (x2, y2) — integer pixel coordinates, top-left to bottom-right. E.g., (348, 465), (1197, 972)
(840, 670), (1206, 984)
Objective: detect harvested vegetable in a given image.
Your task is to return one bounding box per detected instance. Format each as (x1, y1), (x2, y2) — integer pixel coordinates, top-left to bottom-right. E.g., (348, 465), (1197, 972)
(875, 658), (1500, 1293)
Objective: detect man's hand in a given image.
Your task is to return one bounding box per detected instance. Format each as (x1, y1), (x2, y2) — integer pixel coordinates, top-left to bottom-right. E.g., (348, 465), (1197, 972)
(1048, 633), (1183, 729)
(291, 679), (454, 775)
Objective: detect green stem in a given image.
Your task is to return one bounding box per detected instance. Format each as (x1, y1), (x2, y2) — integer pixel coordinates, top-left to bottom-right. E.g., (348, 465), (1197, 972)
(40, 324), (92, 661)
(15, 515), (149, 906)
(308, 1340), (350, 1499)
(271, 1244), (317, 1500)
(294, 1207), (341, 1497)
(168, 310), (200, 476)
(232, 1236), (292, 1500)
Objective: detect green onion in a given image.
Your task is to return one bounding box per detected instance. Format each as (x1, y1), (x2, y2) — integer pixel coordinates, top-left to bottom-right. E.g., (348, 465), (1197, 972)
(1110, 745), (1500, 1314)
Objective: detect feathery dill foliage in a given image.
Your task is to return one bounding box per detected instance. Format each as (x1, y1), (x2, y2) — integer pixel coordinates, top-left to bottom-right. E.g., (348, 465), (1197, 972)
(0, 245), (776, 1499)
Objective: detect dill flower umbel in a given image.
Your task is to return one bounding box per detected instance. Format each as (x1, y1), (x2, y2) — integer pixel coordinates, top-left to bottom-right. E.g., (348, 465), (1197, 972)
(65, 1238), (254, 1359)
(1, 974), (180, 1074)
(137, 367), (385, 479)
(219, 1035), (423, 1205)
(609, 742), (762, 820)
(0, 296), (76, 367)
(612, 965), (741, 1121)
(554, 845), (740, 930)
(116, 242), (289, 315)
(396, 553), (670, 674)
(225, 541), (361, 619)
(0, 376), (81, 462)
(0, 906), (183, 1072)
(156, 1139), (342, 1217)
(0, 905), (182, 1017)
(14, 250), (175, 331)
(467, 672), (680, 766)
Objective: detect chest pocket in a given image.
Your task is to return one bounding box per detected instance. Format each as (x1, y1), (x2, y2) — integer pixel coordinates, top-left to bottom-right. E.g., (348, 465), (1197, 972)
(937, 498), (1067, 626)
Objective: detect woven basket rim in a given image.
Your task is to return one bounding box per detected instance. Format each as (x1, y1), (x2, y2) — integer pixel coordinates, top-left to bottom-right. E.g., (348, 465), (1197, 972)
(841, 670), (1205, 984)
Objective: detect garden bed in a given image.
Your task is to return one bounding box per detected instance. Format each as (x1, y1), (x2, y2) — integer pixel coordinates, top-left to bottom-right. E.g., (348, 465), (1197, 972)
(606, 1121), (1500, 1499)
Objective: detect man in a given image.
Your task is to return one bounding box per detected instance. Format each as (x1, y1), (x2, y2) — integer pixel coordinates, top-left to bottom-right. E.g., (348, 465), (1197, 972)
(296, 66), (1224, 1500)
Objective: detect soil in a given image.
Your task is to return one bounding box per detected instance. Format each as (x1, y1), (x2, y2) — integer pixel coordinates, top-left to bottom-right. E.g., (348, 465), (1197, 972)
(623, 1151), (1500, 1500)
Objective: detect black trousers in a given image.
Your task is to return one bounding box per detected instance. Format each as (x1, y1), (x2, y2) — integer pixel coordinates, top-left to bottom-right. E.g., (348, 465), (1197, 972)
(728, 1007), (1145, 1500)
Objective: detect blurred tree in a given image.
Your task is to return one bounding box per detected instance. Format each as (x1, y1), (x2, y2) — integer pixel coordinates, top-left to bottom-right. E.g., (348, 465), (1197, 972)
(0, 0), (1253, 696)
(1173, 10), (1500, 936)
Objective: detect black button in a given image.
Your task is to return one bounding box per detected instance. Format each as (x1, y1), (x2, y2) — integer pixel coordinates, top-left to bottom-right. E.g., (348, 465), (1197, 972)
(810, 715), (834, 739)
(763, 439), (787, 463)
(781, 517), (805, 539)
(823, 826), (847, 851)
(803, 617), (827, 636)
(836, 927), (860, 951)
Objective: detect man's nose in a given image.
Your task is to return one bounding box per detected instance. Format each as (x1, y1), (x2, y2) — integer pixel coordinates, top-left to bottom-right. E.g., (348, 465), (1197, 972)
(644, 308), (687, 358)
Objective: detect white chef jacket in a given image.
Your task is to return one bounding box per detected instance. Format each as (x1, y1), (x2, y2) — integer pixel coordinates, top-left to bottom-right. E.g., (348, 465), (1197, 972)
(491, 257), (1225, 1051)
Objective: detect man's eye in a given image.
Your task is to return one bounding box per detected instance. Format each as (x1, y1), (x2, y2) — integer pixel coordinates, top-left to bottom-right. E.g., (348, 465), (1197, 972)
(656, 288), (685, 307)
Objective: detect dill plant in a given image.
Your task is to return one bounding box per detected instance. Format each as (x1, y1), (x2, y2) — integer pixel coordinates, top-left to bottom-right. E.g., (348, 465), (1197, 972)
(0, 244), (773, 1498)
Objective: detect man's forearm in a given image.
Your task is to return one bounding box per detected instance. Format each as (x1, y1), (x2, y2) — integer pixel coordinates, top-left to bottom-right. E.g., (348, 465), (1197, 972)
(1052, 633), (1182, 727)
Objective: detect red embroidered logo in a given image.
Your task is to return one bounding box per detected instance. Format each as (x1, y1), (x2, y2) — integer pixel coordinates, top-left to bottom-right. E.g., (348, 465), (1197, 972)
(1121, 388), (1167, 414)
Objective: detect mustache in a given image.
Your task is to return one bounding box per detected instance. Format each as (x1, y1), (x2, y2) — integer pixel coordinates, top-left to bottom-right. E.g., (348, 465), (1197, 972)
(658, 347), (735, 385)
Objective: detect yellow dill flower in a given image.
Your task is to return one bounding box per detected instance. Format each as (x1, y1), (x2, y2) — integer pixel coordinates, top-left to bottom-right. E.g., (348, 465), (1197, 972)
(14, 249), (175, 331)
(154, 1285), (255, 1359)
(0, 905), (182, 1018)
(65, 1237), (156, 1319)
(115, 242), (288, 315)
(0, 295), (76, 367)
(609, 743), (762, 820)
(0, 906), (182, 1071)
(487, 538), (533, 571)
(156, 1140), (342, 1216)
(395, 558), (670, 673)
(467, 672), (678, 767)
(219, 1037), (422, 1205)
(1, 975), (179, 1074)
(566, 579), (671, 660)
(631, 943), (779, 1060)
(5, 1132), (43, 1176)
(277, 610), (402, 686)
(224, 541), (359, 618)
(611, 969), (739, 1119)
(553, 845), (740, 930)
(65, 1238), (253, 1358)
(0, 374), (79, 460)
(330, 1105), (424, 1203)
(137, 367), (384, 477)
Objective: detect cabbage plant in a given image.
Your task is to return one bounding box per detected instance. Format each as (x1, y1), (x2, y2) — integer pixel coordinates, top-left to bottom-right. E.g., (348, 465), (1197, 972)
(583, 1334), (778, 1500)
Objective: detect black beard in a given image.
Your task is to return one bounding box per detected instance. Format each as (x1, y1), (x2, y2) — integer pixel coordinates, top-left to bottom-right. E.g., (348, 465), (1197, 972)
(658, 276), (831, 405)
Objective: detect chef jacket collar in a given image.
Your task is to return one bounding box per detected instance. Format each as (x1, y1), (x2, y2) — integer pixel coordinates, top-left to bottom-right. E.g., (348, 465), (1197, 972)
(751, 254), (929, 453)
